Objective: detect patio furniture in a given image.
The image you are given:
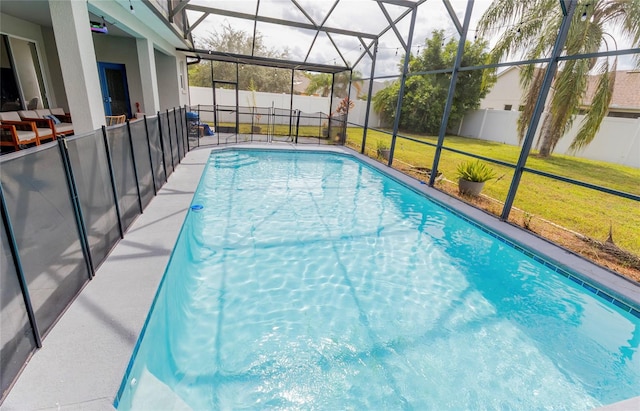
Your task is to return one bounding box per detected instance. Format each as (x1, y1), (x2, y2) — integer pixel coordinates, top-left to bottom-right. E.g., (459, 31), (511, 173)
(13, 111), (58, 140)
(106, 115), (126, 126)
(33, 109), (74, 136)
(0, 122), (41, 150)
(0, 111), (55, 143)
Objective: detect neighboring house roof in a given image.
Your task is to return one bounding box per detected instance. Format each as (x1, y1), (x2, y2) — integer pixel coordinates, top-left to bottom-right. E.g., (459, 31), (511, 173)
(483, 67), (640, 112)
(582, 70), (640, 110)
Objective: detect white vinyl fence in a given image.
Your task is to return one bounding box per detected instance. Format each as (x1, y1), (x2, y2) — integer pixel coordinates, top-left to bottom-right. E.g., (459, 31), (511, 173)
(189, 86), (383, 128)
(458, 109), (640, 168)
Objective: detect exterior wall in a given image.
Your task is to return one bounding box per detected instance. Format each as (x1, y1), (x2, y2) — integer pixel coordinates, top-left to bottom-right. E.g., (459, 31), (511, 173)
(155, 49), (181, 110)
(92, 35), (144, 116)
(480, 67), (522, 110)
(177, 56), (189, 107)
(458, 109), (640, 167)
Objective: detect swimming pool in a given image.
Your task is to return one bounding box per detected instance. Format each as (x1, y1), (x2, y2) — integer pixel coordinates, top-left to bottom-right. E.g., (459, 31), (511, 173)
(116, 149), (639, 410)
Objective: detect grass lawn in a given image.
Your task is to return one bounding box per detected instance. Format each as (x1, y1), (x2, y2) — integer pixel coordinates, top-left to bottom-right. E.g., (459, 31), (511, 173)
(217, 122), (327, 138)
(346, 128), (640, 263)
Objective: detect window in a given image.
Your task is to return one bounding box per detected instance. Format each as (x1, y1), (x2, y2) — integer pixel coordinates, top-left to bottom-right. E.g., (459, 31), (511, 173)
(1, 35), (48, 112)
(504, 104), (512, 111)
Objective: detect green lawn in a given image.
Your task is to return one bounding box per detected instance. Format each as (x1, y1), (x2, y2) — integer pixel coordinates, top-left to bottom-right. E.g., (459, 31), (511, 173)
(217, 122), (327, 138)
(346, 128), (640, 256)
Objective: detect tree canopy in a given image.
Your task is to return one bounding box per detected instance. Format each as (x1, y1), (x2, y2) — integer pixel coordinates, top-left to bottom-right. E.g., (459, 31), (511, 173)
(373, 30), (494, 134)
(478, 0), (640, 157)
(188, 23), (292, 93)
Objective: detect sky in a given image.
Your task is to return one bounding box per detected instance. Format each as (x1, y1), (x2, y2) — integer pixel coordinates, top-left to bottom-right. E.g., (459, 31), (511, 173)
(186, 0), (638, 80)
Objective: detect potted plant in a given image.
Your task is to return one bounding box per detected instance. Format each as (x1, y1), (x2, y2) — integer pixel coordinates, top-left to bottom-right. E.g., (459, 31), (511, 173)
(456, 160), (496, 196)
(377, 140), (391, 161)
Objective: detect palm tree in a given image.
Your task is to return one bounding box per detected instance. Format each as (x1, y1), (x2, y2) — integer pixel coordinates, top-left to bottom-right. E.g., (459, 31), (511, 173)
(478, 0), (640, 157)
(304, 73), (333, 96)
(305, 71), (364, 98)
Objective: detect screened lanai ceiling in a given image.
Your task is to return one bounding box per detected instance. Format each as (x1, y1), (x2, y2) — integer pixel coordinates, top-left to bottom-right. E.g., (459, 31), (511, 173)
(179, 0), (430, 73)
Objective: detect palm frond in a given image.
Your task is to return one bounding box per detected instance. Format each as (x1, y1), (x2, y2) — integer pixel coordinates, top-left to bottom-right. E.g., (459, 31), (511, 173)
(545, 58), (590, 152)
(570, 59), (617, 152)
(517, 67), (545, 142)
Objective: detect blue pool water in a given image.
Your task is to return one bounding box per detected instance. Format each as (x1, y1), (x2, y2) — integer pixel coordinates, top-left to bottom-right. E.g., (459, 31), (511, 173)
(116, 150), (639, 410)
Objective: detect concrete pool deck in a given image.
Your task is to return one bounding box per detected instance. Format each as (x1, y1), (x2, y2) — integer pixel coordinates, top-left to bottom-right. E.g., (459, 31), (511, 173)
(2, 143), (639, 410)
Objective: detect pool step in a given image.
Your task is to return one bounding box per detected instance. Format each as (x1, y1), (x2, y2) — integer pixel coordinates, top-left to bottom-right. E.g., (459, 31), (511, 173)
(211, 153), (258, 168)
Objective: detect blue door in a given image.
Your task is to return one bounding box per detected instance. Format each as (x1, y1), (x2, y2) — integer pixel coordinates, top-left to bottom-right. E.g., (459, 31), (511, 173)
(97, 62), (132, 118)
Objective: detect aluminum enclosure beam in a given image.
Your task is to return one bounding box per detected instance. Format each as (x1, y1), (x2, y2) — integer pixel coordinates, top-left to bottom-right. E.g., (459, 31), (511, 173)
(169, 0), (190, 21)
(500, 1), (577, 220)
(442, 0), (463, 35)
(361, 40), (379, 154)
(185, 4), (378, 40)
(429, 0), (474, 185)
(377, 1), (408, 51)
(387, 7), (418, 166)
(179, 48), (348, 74)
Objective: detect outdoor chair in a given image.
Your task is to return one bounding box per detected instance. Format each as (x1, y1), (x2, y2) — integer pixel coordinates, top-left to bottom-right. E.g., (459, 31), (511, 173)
(0, 121), (41, 151)
(15, 110), (58, 140)
(106, 115), (126, 126)
(0, 111), (55, 143)
(33, 109), (74, 136)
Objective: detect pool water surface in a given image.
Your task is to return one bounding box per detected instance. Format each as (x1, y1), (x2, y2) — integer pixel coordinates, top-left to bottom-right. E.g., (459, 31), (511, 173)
(116, 150), (639, 410)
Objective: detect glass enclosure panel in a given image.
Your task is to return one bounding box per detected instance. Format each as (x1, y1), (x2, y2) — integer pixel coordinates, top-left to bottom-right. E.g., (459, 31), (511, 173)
(159, 111), (174, 176)
(66, 131), (120, 268)
(0, 145), (89, 335)
(128, 119), (154, 209)
(145, 115), (166, 190)
(106, 124), (140, 231)
(0, 224), (37, 400)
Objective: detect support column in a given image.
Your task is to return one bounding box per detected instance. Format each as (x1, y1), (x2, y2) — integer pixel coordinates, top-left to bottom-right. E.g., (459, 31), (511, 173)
(136, 38), (160, 114)
(49, 0), (104, 133)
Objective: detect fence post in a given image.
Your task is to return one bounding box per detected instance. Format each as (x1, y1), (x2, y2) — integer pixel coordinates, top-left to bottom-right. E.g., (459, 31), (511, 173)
(143, 114), (158, 196)
(182, 105), (189, 153)
(102, 125), (124, 239)
(197, 104), (201, 148)
(295, 110), (301, 144)
(57, 138), (95, 277)
(156, 111), (169, 182)
(166, 109), (175, 170)
(0, 184), (42, 348)
(125, 120), (144, 214)
(172, 108), (182, 160)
